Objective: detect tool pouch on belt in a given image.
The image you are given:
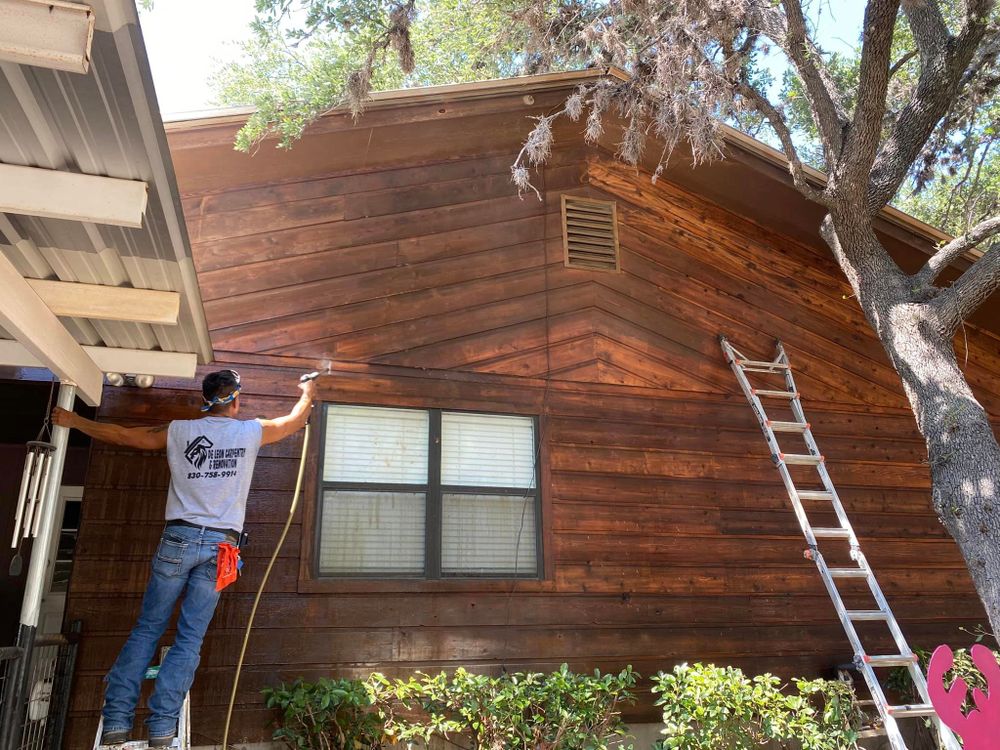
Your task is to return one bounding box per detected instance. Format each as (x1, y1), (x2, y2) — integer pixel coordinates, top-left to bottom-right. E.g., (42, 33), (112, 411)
(216, 542), (240, 592)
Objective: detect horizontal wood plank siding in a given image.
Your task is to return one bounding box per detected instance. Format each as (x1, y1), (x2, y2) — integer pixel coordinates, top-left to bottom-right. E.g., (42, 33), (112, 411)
(59, 118), (998, 746)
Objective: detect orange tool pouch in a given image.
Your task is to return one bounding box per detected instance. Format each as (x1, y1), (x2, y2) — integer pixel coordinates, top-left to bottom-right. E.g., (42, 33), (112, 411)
(216, 542), (240, 592)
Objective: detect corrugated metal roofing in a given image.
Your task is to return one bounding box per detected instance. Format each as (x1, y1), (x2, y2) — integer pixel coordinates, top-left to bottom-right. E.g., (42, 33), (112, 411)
(0, 0), (212, 365)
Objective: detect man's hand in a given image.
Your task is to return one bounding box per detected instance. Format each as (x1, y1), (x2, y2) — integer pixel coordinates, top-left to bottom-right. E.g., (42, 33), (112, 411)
(51, 406), (78, 429)
(299, 378), (317, 400)
(260, 376), (317, 446)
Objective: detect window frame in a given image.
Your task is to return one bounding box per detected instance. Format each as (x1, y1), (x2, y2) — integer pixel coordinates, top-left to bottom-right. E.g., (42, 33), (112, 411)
(313, 403), (543, 580)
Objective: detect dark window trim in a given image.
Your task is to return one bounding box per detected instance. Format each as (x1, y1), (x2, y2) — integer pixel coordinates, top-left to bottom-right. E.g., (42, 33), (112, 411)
(315, 403), (542, 580)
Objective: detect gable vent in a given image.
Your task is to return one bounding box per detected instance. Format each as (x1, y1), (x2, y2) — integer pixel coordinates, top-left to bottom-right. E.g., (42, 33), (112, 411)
(561, 195), (620, 271)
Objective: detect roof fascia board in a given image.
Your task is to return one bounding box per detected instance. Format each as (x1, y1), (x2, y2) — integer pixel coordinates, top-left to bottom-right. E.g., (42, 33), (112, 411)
(718, 123), (953, 248)
(164, 66), (956, 253)
(164, 69), (607, 128)
(0, 251), (104, 405)
(87, 0), (136, 33)
(107, 4), (214, 364)
(0, 0), (95, 74)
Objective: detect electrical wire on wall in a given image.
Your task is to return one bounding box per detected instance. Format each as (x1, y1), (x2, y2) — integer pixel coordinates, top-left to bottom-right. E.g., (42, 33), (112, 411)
(500, 157), (553, 671)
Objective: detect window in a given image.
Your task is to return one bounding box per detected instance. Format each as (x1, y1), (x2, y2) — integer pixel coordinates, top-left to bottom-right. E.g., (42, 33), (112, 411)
(561, 195), (620, 271)
(316, 405), (540, 578)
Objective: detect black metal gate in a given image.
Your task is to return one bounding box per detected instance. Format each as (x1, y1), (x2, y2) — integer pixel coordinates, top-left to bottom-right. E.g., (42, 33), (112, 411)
(0, 621), (80, 750)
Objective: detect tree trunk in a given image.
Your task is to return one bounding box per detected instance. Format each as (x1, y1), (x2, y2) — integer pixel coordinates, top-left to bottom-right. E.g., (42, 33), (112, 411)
(823, 212), (1000, 639)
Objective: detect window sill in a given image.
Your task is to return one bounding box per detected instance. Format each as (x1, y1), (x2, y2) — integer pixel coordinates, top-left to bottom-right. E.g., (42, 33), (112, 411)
(296, 575), (557, 594)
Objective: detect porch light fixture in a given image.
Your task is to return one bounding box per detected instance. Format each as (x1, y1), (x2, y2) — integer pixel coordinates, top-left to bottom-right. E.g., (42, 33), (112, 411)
(0, 0), (96, 75)
(105, 372), (155, 388)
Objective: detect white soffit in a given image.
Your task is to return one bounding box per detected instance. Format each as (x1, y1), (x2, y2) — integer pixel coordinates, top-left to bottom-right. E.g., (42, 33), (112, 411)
(0, 0), (96, 75)
(0, 0), (214, 391)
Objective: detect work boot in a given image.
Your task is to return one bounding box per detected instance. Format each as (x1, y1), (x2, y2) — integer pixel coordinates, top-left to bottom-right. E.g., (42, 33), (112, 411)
(100, 728), (129, 745)
(148, 735), (176, 748)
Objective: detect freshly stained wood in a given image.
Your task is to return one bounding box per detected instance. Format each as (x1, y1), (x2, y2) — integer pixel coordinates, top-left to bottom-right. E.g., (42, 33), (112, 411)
(59, 115), (998, 746)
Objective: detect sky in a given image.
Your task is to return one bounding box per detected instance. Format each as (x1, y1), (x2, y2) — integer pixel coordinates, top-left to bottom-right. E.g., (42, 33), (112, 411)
(138, 0), (869, 118)
(139, 0), (257, 118)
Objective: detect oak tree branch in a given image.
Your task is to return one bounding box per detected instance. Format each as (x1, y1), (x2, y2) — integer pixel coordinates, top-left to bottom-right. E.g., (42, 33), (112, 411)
(936, 242), (1000, 332)
(918, 215), (1000, 284)
(737, 81), (829, 205)
(866, 1), (992, 212)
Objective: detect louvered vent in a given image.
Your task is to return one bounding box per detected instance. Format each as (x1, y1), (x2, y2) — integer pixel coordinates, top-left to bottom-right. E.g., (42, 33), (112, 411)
(561, 195), (620, 271)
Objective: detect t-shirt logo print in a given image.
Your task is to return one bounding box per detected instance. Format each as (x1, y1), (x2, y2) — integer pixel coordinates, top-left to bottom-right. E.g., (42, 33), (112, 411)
(184, 435), (214, 469)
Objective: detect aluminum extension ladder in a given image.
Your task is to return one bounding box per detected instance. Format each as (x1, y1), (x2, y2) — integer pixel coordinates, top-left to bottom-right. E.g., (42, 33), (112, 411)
(720, 337), (960, 750)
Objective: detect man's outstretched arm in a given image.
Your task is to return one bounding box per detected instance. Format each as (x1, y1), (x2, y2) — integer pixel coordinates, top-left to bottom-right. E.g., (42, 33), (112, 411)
(51, 407), (169, 450)
(259, 379), (316, 446)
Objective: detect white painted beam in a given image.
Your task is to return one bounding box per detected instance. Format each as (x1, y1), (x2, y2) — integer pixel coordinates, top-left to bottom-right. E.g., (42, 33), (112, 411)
(0, 252), (103, 404)
(0, 338), (197, 378)
(0, 0), (95, 74)
(26, 278), (181, 325)
(0, 163), (148, 228)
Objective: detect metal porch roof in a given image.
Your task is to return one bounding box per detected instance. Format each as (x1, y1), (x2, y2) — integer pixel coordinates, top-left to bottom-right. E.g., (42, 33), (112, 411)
(0, 0), (213, 402)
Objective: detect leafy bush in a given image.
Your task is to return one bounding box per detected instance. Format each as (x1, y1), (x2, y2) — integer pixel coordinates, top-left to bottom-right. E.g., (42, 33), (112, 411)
(887, 638), (1000, 713)
(367, 664), (638, 750)
(262, 678), (385, 750)
(652, 664), (863, 750)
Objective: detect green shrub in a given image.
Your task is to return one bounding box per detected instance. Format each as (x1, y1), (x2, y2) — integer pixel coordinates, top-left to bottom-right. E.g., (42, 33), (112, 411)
(652, 664), (863, 750)
(888, 644), (1000, 703)
(367, 664), (638, 749)
(262, 677), (386, 750)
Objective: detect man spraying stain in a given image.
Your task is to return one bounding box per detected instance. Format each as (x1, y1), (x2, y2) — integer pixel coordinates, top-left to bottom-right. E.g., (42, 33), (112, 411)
(52, 369), (316, 747)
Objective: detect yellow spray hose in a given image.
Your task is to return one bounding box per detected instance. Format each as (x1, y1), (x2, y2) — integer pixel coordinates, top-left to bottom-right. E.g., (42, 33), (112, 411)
(221, 422), (310, 749)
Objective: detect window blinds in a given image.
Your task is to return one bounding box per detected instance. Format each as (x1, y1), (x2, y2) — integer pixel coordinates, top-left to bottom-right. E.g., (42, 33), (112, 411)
(319, 406), (539, 577)
(441, 493), (536, 575)
(318, 490), (425, 574)
(323, 405), (428, 484)
(441, 412), (535, 488)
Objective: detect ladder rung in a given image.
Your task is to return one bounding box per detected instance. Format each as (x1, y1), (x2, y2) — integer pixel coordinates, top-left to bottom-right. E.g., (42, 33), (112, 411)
(846, 609), (889, 621)
(736, 359), (790, 370)
(829, 567), (869, 579)
(857, 727), (886, 738)
(752, 388), (798, 399)
(813, 528), (852, 539)
(796, 490), (834, 501)
(767, 420), (809, 432)
(780, 453), (823, 465)
(887, 703), (937, 718)
(865, 654), (919, 667)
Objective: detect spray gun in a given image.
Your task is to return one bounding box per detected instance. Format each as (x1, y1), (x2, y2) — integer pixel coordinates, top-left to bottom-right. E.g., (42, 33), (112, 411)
(300, 360), (332, 383)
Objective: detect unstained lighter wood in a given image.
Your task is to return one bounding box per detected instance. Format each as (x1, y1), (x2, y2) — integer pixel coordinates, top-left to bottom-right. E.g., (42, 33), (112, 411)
(26, 278), (180, 325)
(0, 0), (96, 74)
(0, 163), (147, 228)
(0, 253), (103, 405)
(0, 339), (197, 378)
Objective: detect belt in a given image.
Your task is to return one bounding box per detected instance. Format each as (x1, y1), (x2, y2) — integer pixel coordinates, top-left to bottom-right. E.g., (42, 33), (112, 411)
(165, 519), (239, 544)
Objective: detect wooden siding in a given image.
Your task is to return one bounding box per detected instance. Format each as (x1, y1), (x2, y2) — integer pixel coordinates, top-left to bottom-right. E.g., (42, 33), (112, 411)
(61, 123), (998, 746)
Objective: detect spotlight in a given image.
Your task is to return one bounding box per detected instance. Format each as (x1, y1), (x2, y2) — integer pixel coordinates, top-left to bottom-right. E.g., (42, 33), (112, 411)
(106, 373), (125, 387)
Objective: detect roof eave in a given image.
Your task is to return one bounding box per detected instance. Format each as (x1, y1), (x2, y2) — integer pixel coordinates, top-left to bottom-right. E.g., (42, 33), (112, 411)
(165, 66), (955, 253)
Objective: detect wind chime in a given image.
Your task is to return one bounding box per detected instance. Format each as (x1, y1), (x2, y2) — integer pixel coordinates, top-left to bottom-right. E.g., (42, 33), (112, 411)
(9, 381), (58, 576)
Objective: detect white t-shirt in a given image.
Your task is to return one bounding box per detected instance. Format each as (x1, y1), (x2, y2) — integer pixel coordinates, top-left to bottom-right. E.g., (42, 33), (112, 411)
(164, 417), (263, 532)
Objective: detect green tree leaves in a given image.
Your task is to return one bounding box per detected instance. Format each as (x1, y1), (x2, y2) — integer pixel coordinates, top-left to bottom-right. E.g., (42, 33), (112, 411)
(215, 0), (532, 151)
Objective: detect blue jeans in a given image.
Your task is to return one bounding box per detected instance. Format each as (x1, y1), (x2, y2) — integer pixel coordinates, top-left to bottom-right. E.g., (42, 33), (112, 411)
(102, 525), (227, 738)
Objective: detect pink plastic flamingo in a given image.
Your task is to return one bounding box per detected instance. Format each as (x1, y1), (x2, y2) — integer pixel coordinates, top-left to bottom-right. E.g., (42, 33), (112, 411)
(927, 644), (1000, 750)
